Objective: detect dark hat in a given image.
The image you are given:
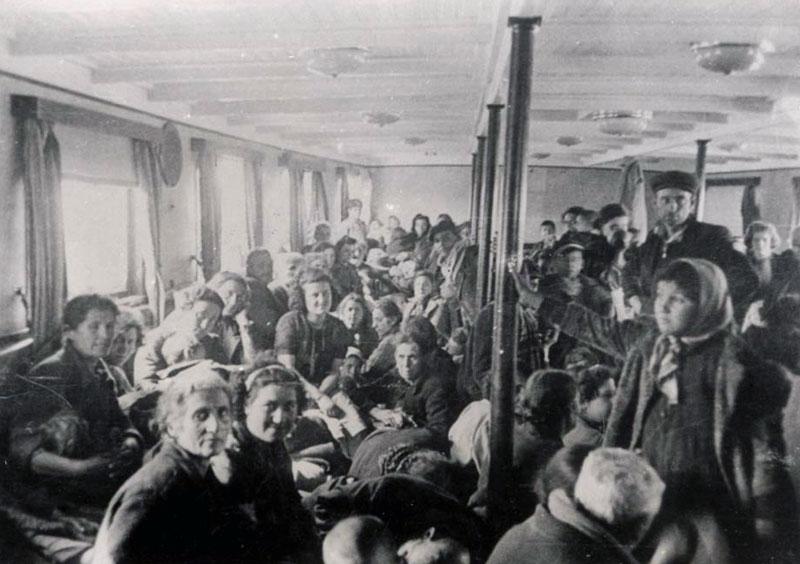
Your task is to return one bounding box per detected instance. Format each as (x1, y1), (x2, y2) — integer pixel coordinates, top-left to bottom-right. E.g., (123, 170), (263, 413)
(554, 243), (585, 257)
(429, 219), (459, 240)
(650, 170), (698, 194)
(596, 203), (629, 229)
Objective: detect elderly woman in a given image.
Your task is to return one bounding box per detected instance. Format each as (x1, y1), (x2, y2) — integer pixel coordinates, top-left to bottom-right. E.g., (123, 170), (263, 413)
(745, 220), (800, 301)
(214, 365), (319, 562)
(133, 284), (226, 391)
(90, 365), (248, 563)
(517, 258), (793, 560)
(362, 297), (404, 381)
(9, 295), (143, 505)
(335, 292), (379, 358)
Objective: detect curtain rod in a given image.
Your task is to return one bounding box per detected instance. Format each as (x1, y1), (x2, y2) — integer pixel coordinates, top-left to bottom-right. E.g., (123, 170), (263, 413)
(0, 68), (366, 168)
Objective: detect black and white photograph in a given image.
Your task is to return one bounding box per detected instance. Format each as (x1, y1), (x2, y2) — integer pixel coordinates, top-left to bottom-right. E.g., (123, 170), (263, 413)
(0, 1), (799, 562)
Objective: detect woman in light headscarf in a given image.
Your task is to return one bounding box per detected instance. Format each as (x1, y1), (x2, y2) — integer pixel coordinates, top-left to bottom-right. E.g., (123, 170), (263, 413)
(513, 258), (794, 563)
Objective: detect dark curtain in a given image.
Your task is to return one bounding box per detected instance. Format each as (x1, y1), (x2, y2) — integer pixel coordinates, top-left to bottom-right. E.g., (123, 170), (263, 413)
(21, 119), (66, 350)
(792, 177), (800, 232)
(288, 167), (305, 252)
(197, 143), (221, 281)
(310, 170), (329, 226)
(741, 183), (762, 235)
(337, 166), (349, 221)
(619, 158), (648, 232)
(132, 139), (166, 323)
(244, 155), (265, 249)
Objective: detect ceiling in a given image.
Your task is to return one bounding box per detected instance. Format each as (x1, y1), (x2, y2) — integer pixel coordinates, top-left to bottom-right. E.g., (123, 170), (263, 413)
(0, 0), (799, 171)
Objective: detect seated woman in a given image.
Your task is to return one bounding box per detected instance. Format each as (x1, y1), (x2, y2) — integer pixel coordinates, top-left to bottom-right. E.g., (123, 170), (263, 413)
(361, 336), (458, 442)
(402, 271), (446, 338)
(133, 284), (226, 391)
(562, 364), (616, 448)
(275, 267), (353, 387)
(410, 213), (434, 269)
(105, 308), (144, 395)
(269, 252), (305, 316)
(90, 364), (249, 564)
(362, 297), (404, 381)
(9, 295), (143, 505)
(334, 292), (379, 358)
(244, 248), (282, 349)
(745, 220), (800, 302)
(213, 365), (319, 562)
(330, 237), (361, 308)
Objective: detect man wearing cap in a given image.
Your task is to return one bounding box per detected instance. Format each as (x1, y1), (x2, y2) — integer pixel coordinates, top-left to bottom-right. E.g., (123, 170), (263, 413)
(622, 170), (757, 317)
(430, 218), (479, 326)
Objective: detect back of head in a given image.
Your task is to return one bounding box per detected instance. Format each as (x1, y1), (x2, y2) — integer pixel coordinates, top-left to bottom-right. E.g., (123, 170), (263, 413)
(536, 444), (594, 506)
(516, 369), (576, 438)
(573, 448), (664, 536)
(323, 516), (396, 564)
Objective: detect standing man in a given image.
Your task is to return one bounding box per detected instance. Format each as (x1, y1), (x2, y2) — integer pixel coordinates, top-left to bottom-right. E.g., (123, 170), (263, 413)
(622, 170), (757, 318)
(430, 218), (479, 327)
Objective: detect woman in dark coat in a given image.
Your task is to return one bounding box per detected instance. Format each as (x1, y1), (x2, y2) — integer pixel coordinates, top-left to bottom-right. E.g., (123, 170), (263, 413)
(90, 365), (249, 564)
(213, 364), (319, 563)
(517, 258), (793, 562)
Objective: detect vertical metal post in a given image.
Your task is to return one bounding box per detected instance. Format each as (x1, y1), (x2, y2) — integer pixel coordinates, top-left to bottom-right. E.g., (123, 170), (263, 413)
(470, 136), (487, 244)
(694, 139), (710, 220)
(488, 16), (540, 528)
(477, 104), (503, 306)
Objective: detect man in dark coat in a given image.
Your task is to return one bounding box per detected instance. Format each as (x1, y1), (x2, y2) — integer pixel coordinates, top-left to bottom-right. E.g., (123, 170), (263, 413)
(487, 448), (663, 564)
(622, 170), (757, 318)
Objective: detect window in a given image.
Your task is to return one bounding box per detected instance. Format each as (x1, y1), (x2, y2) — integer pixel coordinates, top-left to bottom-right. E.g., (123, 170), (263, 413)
(62, 178), (134, 296)
(217, 154), (249, 272)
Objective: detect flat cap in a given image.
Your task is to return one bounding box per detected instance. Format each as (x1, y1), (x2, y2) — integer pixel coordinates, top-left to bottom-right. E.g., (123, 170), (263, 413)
(596, 203), (629, 228)
(650, 170), (698, 194)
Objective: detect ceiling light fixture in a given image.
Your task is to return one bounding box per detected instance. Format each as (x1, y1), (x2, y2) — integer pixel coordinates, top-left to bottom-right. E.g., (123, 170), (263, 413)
(303, 47), (368, 77)
(556, 136), (582, 147)
(590, 110), (652, 136)
(362, 111), (400, 127)
(690, 41), (774, 75)
(404, 137), (427, 146)
(532, 152), (551, 159)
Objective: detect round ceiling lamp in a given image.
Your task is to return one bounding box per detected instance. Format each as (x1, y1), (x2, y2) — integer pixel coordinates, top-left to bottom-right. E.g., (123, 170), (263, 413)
(362, 111), (400, 127)
(303, 47), (368, 77)
(532, 152), (551, 159)
(404, 137), (427, 146)
(690, 41), (774, 75)
(589, 110), (652, 136)
(556, 136), (582, 146)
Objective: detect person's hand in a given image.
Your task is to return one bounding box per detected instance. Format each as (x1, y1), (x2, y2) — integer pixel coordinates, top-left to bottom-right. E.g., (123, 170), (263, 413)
(234, 309), (253, 331)
(76, 453), (115, 478)
(316, 394), (341, 417)
(742, 300), (765, 332)
(627, 295), (642, 317)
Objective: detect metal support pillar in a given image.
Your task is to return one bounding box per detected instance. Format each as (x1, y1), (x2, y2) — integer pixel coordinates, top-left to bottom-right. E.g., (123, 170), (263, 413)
(488, 15), (540, 529)
(470, 136), (487, 244)
(694, 139), (710, 220)
(477, 104), (503, 307)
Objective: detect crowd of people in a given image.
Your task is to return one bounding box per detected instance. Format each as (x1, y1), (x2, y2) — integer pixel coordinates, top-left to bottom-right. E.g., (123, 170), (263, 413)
(1, 174), (800, 563)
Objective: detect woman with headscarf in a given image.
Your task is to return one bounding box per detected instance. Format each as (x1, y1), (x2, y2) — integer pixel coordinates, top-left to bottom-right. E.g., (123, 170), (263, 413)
(514, 258), (793, 562)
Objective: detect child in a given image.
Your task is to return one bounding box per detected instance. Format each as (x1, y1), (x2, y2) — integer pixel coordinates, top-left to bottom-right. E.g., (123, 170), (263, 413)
(562, 365), (616, 448)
